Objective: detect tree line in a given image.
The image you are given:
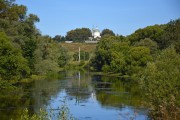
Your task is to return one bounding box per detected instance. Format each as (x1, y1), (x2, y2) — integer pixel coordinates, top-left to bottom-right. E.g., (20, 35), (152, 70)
(0, 0), (69, 81)
(53, 28), (115, 43)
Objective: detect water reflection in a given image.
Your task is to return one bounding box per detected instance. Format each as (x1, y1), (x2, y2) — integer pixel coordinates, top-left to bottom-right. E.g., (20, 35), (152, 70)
(94, 76), (145, 108)
(0, 71), (149, 120)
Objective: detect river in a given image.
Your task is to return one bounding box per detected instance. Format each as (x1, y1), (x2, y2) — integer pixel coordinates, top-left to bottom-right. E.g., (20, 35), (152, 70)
(0, 71), (149, 120)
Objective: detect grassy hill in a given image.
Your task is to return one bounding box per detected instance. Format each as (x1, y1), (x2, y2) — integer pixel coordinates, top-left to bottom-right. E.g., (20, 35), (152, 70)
(60, 43), (97, 68)
(60, 43), (97, 52)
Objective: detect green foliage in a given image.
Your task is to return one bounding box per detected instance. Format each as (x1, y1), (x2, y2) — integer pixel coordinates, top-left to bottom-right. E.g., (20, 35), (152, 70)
(127, 25), (165, 47)
(34, 36), (69, 74)
(101, 28), (115, 37)
(79, 60), (85, 67)
(0, 80), (17, 91)
(128, 46), (151, 66)
(53, 35), (61, 42)
(110, 52), (126, 74)
(127, 20), (180, 52)
(134, 38), (158, 54)
(91, 35), (151, 76)
(0, 0), (40, 73)
(141, 47), (180, 119)
(0, 0), (69, 78)
(60, 36), (67, 42)
(0, 32), (30, 80)
(20, 108), (48, 120)
(127, 46), (152, 76)
(73, 52), (79, 61)
(52, 35), (66, 43)
(161, 19), (180, 53)
(73, 51), (90, 61)
(91, 19), (180, 120)
(34, 60), (60, 75)
(91, 36), (123, 71)
(45, 72), (63, 80)
(0, 0), (27, 21)
(22, 38), (37, 70)
(58, 47), (69, 67)
(102, 64), (110, 72)
(66, 28), (91, 42)
(19, 102), (76, 120)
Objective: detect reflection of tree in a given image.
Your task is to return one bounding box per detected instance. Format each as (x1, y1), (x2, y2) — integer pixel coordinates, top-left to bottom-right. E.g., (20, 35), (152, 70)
(0, 83), (30, 120)
(0, 73), (65, 120)
(31, 78), (65, 112)
(94, 76), (145, 108)
(65, 71), (92, 103)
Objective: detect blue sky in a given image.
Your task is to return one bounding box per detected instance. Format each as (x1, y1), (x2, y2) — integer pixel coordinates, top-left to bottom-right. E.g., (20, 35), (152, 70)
(16, 0), (180, 37)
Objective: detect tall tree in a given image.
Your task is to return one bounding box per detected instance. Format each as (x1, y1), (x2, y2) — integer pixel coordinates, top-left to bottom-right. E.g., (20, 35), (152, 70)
(0, 0), (27, 21)
(34, 36), (69, 74)
(0, 32), (30, 80)
(101, 29), (115, 37)
(161, 19), (180, 53)
(127, 25), (165, 47)
(53, 35), (61, 42)
(0, 0), (40, 71)
(66, 28), (91, 42)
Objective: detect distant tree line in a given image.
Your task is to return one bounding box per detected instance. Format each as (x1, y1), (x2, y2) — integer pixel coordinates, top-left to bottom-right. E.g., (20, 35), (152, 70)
(52, 28), (116, 43)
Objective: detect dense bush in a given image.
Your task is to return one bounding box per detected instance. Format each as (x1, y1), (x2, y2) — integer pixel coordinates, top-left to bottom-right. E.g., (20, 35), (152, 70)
(140, 47), (180, 119)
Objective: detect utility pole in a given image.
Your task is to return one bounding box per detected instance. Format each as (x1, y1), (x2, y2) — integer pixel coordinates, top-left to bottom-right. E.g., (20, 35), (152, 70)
(79, 47), (80, 63)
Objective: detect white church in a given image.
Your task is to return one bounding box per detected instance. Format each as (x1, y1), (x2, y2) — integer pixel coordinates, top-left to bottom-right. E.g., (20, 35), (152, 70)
(85, 27), (101, 43)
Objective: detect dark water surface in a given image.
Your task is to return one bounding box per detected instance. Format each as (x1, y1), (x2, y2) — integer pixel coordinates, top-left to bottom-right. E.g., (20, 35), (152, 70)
(0, 71), (149, 120)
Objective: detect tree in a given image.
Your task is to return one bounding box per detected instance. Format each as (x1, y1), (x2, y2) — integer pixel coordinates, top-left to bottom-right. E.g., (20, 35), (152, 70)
(0, 0), (27, 21)
(58, 47), (69, 67)
(91, 34), (152, 76)
(91, 36), (116, 71)
(91, 35), (129, 72)
(127, 25), (165, 47)
(66, 28), (91, 42)
(109, 52), (126, 73)
(0, 32), (30, 80)
(53, 35), (61, 42)
(0, 0), (40, 72)
(134, 38), (158, 54)
(101, 29), (115, 37)
(161, 19), (180, 53)
(34, 36), (69, 74)
(60, 36), (66, 42)
(128, 46), (152, 66)
(53, 35), (66, 43)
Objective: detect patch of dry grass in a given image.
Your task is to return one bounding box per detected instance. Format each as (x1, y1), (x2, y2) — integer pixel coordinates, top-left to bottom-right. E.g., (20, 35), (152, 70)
(60, 43), (97, 52)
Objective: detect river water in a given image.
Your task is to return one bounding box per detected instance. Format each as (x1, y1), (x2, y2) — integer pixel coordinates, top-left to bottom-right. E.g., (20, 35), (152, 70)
(0, 71), (149, 120)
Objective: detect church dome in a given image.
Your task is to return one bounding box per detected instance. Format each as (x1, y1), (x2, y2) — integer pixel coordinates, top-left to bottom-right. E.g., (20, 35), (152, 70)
(92, 27), (101, 38)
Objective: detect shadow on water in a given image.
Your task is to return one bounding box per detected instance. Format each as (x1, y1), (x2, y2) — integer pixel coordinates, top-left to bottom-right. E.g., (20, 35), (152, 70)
(0, 71), (149, 120)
